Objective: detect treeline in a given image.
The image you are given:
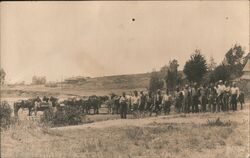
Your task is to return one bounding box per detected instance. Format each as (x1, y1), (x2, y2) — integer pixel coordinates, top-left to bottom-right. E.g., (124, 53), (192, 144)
(149, 44), (249, 93)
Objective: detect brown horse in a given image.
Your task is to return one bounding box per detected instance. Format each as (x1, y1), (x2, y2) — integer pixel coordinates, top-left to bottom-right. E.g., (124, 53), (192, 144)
(14, 97), (58, 117)
(14, 99), (34, 116)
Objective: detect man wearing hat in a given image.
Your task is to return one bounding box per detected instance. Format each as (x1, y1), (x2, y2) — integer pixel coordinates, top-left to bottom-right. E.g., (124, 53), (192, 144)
(200, 84), (208, 112)
(119, 92), (128, 119)
(162, 89), (172, 115)
(208, 83), (217, 112)
(154, 89), (163, 116)
(146, 91), (154, 116)
(223, 81), (231, 111)
(175, 86), (184, 113)
(191, 82), (199, 113)
(230, 82), (240, 111)
(216, 80), (226, 112)
(139, 91), (146, 115)
(183, 84), (191, 113)
(131, 90), (140, 117)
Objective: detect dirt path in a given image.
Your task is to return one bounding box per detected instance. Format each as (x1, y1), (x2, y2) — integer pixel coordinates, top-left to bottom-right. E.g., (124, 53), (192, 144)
(53, 105), (249, 131)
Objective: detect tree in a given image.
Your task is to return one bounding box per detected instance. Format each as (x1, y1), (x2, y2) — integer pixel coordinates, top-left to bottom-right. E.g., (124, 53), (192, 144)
(159, 65), (168, 79)
(203, 56), (217, 84)
(0, 68), (6, 85)
(183, 49), (208, 83)
(163, 59), (179, 91)
(208, 56), (217, 71)
(205, 44), (247, 83)
(225, 44), (244, 65)
(149, 70), (164, 94)
(210, 64), (231, 82)
(223, 44), (245, 78)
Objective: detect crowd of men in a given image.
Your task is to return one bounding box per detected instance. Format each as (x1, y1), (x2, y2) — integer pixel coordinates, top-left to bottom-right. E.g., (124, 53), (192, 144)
(108, 80), (245, 119)
(19, 80), (244, 119)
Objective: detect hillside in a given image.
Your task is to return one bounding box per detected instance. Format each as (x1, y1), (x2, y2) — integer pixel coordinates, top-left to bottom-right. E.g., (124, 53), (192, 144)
(1, 72), (152, 98)
(66, 73), (151, 90)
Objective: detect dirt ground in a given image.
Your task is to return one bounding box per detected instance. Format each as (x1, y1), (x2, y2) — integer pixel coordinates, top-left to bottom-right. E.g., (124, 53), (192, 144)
(1, 102), (249, 158)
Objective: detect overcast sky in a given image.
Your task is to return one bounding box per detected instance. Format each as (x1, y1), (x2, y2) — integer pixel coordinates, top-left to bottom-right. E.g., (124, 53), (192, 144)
(1, 1), (249, 83)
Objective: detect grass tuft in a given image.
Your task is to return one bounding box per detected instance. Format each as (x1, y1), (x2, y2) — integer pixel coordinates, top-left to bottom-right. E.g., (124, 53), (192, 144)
(206, 117), (232, 127)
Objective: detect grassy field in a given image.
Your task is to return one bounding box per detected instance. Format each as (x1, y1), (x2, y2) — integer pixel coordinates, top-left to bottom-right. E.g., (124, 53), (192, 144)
(1, 103), (249, 158)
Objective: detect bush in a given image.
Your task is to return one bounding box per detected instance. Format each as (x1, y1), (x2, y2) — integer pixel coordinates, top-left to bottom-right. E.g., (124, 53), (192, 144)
(0, 101), (13, 128)
(40, 107), (55, 126)
(41, 105), (85, 127)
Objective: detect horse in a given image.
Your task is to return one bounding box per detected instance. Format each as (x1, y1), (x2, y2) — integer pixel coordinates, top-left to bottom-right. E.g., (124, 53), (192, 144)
(14, 97), (57, 117)
(88, 95), (101, 114)
(83, 95), (109, 115)
(14, 99), (35, 116)
(49, 96), (59, 107)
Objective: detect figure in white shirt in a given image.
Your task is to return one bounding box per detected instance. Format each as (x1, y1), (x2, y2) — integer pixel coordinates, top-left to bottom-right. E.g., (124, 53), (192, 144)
(230, 82), (240, 111)
(162, 89), (172, 115)
(216, 80), (226, 97)
(216, 80), (225, 112)
(223, 81), (231, 111)
(131, 91), (140, 117)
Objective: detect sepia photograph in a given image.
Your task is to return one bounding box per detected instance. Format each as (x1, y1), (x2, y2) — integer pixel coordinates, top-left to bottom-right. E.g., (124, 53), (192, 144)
(0, 1), (249, 158)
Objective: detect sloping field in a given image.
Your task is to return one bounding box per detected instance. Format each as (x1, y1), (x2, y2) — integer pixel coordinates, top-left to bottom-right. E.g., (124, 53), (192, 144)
(1, 73), (151, 98)
(1, 104), (249, 158)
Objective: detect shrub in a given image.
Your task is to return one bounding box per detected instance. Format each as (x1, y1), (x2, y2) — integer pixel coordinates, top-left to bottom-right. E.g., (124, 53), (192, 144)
(40, 107), (55, 126)
(64, 105), (83, 125)
(0, 101), (13, 128)
(41, 105), (85, 127)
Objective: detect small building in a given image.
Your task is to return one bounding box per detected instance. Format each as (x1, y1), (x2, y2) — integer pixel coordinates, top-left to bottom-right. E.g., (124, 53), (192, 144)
(241, 59), (250, 80)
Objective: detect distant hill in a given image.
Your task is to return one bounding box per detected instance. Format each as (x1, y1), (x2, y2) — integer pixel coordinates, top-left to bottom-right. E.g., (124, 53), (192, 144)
(63, 72), (152, 90)
(1, 72), (153, 98)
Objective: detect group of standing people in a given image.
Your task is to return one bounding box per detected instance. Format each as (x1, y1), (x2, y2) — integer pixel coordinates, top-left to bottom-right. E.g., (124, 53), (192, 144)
(111, 80), (244, 119)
